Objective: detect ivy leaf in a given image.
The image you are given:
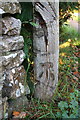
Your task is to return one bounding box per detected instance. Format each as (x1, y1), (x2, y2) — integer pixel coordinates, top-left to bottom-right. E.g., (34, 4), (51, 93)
(70, 93), (75, 100)
(69, 114), (76, 118)
(72, 108), (78, 116)
(13, 111), (20, 117)
(69, 100), (78, 109)
(29, 22), (38, 27)
(58, 101), (68, 110)
(74, 89), (78, 97)
(56, 112), (61, 118)
(62, 111), (69, 118)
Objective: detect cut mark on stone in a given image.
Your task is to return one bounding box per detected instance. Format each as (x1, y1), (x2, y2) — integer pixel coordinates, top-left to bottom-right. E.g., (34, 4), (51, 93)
(40, 62), (53, 68)
(39, 71), (43, 78)
(46, 70), (48, 79)
(50, 73), (54, 80)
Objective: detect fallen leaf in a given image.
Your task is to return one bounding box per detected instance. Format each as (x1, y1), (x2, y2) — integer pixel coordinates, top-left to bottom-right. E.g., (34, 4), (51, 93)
(13, 111), (20, 116)
(67, 65), (70, 67)
(59, 59), (64, 65)
(61, 53), (66, 56)
(70, 89), (74, 92)
(73, 71), (78, 75)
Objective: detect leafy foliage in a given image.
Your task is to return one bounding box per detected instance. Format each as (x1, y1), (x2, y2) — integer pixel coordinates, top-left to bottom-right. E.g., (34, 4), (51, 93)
(12, 2), (79, 119)
(15, 2), (34, 97)
(15, 2), (33, 22)
(56, 90), (78, 118)
(12, 21), (79, 119)
(59, 2), (79, 27)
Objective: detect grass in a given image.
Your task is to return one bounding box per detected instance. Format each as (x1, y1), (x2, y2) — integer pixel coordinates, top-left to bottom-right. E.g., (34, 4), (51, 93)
(60, 24), (80, 43)
(12, 25), (79, 119)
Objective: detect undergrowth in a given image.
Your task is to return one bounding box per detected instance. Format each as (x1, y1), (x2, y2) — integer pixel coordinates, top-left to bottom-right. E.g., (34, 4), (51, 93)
(13, 24), (79, 119)
(22, 26), (80, 120)
(13, 3), (79, 119)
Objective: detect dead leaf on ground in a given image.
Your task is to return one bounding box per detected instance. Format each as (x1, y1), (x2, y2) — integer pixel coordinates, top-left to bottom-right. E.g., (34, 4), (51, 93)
(13, 111), (20, 117)
(59, 59), (64, 65)
(73, 71), (79, 75)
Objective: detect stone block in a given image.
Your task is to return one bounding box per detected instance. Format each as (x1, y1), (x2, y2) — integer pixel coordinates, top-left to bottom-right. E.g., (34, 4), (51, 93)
(8, 96), (29, 118)
(0, 0), (21, 14)
(0, 17), (21, 35)
(0, 97), (3, 119)
(2, 66), (30, 98)
(0, 76), (4, 84)
(33, 35), (47, 52)
(0, 105), (3, 120)
(0, 19), (2, 35)
(0, 36), (24, 53)
(0, 50), (25, 70)
(2, 97), (8, 119)
(0, 98), (2, 105)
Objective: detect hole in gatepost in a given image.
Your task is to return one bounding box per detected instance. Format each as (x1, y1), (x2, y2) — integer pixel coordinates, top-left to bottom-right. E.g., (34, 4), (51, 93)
(35, 11), (48, 52)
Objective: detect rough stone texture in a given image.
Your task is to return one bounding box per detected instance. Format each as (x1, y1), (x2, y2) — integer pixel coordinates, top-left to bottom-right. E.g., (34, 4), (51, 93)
(0, 17), (2, 35)
(0, 99), (3, 119)
(0, 17), (21, 35)
(0, 36), (24, 53)
(0, 0), (21, 14)
(0, 1), (29, 119)
(34, 1), (59, 100)
(0, 76), (3, 119)
(0, 50), (25, 71)
(8, 96), (29, 117)
(0, 84), (3, 119)
(2, 66), (30, 98)
(2, 97), (8, 119)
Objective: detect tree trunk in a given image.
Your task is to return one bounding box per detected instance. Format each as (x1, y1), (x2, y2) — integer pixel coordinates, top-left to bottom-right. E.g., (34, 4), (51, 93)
(33, 0), (59, 101)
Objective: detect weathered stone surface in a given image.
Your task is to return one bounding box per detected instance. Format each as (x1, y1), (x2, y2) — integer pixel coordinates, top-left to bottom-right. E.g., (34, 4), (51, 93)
(0, 58), (4, 73)
(0, 36), (24, 53)
(34, 52), (58, 100)
(34, 1), (59, 100)
(0, 18), (2, 35)
(2, 66), (30, 98)
(0, 76), (5, 84)
(8, 96), (29, 117)
(0, 86), (3, 119)
(0, 17), (21, 35)
(0, 84), (3, 92)
(0, 8), (5, 14)
(2, 97), (8, 119)
(0, 50), (25, 70)
(33, 34), (47, 52)
(0, 102), (3, 119)
(0, 1), (26, 119)
(0, 0), (21, 14)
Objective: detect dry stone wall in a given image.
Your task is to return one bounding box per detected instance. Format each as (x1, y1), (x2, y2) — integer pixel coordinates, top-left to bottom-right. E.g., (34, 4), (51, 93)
(0, 0), (29, 119)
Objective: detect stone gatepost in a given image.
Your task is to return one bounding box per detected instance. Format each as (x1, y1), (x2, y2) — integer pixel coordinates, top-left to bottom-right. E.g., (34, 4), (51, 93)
(33, 1), (59, 100)
(0, 0), (30, 119)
